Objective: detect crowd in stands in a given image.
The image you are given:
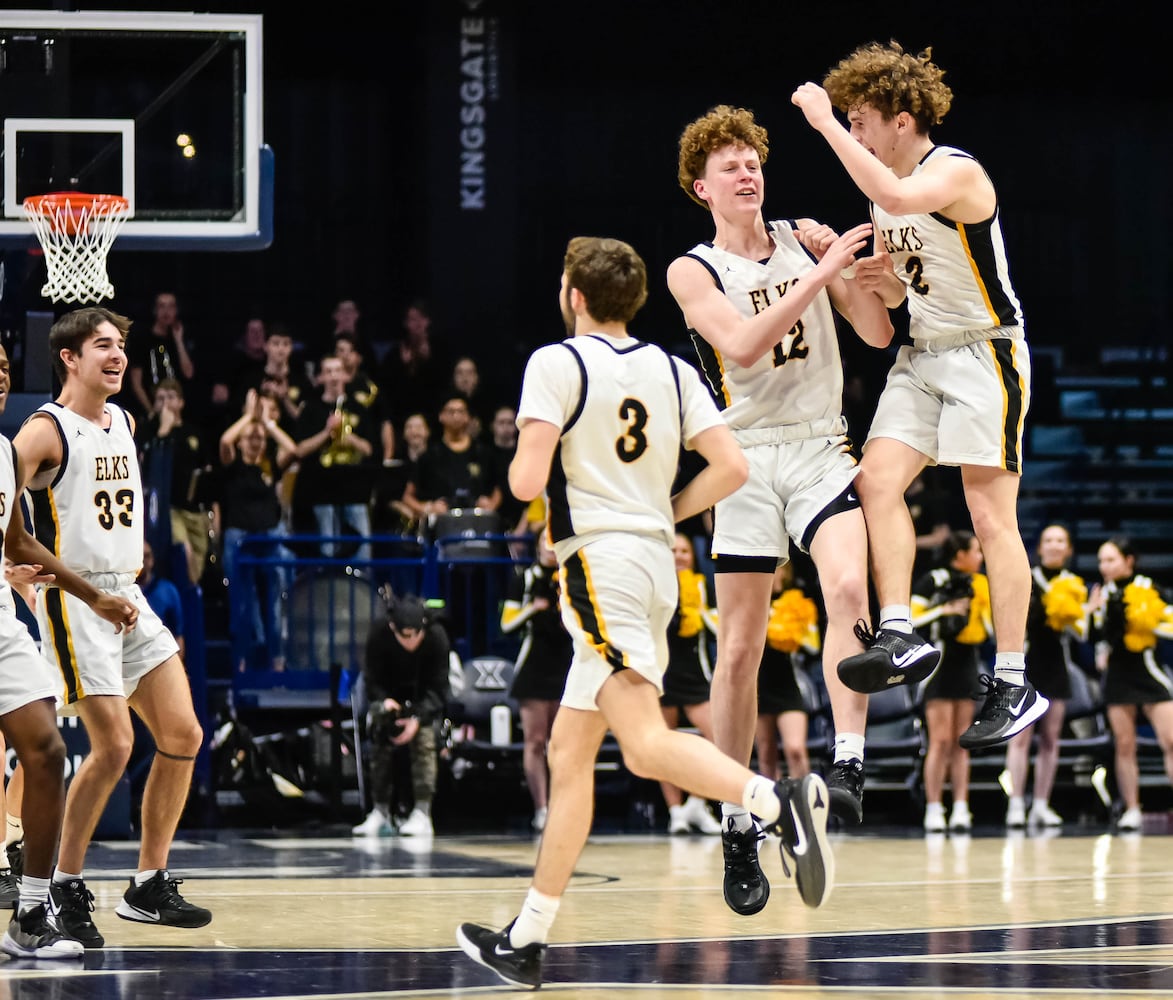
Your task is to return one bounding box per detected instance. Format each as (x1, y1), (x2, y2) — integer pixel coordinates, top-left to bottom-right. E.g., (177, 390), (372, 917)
(115, 290), (1173, 836)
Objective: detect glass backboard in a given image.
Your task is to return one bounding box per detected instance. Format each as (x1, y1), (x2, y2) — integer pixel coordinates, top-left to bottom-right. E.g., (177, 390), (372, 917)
(0, 9), (271, 250)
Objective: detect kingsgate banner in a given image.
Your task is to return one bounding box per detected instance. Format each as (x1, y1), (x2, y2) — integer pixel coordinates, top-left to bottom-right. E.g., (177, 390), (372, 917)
(428, 0), (517, 345)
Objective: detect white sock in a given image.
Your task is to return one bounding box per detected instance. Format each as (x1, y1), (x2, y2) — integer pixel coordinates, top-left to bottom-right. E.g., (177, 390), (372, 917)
(0, 845), (8, 869)
(135, 869), (161, 886)
(5, 816), (22, 846)
(878, 606), (912, 633)
(742, 776), (781, 825)
(19, 875), (49, 916)
(834, 733), (865, 763)
(509, 887), (560, 947)
(720, 802), (753, 832)
(993, 652), (1026, 686)
(52, 869), (82, 885)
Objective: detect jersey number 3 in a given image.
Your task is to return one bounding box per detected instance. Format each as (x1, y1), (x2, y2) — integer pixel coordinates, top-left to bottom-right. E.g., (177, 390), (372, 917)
(615, 398), (649, 463)
(94, 489), (135, 530)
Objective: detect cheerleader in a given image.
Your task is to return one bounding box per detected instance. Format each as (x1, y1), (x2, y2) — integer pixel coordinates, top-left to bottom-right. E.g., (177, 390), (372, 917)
(500, 529), (573, 833)
(1088, 536), (1173, 832)
(754, 561), (820, 782)
(659, 534), (723, 835)
(913, 531), (992, 833)
(1004, 523), (1088, 828)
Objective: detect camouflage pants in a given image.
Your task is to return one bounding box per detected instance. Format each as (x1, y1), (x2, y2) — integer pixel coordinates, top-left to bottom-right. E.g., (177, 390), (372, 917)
(367, 713), (438, 812)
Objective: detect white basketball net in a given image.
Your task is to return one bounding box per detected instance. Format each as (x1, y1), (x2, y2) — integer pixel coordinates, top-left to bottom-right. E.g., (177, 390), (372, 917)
(23, 194), (130, 304)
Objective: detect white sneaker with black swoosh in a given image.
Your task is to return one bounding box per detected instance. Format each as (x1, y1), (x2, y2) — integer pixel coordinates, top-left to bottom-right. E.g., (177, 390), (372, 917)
(456, 918), (546, 989)
(766, 774), (834, 909)
(959, 675), (1049, 750)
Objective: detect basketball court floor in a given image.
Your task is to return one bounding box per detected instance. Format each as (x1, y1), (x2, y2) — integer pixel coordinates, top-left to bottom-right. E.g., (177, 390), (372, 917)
(2, 817), (1171, 999)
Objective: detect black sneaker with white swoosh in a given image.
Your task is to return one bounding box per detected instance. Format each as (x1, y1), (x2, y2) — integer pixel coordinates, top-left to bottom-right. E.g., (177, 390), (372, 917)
(114, 870), (211, 928)
(456, 918), (546, 989)
(763, 773), (834, 909)
(48, 876), (103, 948)
(837, 621), (940, 694)
(959, 675), (1049, 750)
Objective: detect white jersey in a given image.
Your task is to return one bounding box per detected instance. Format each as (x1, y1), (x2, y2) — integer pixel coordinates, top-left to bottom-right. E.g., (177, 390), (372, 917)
(516, 333), (724, 560)
(26, 401), (144, 577)
(871, 145), (1024, 343)
(681, 220), (844, 433)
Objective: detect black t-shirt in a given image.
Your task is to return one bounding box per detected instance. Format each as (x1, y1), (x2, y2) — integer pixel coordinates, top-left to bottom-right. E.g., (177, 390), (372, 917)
(292, 393), (379, 506)
(125, 330), (193, 407)
(412, 437), (496, 508)
(137, 417), (210, 512)
(212, 455), (284, 532)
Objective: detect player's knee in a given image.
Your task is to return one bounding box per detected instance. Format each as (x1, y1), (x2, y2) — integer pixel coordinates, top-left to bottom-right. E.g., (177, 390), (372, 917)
(19, 728), (67, 776)
(158, 718), (204, 759)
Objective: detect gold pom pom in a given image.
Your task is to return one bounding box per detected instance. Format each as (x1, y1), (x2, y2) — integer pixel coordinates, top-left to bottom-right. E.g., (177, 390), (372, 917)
(767, 589), (818, 653)
(1042, 574), (1087, 632)
(1123, 581), (1164, 652)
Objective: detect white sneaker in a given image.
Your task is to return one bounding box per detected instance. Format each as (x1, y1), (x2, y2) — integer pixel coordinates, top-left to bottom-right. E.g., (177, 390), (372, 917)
(1028, 802), (1063, 827)
(352, 807), (392, 837)
(924, 804), (946, 833)
(1117, 807), (1142, 832)
(1005, 798), (1026, 828)
(399, 807), (434, 837)
(948, 802), (972, 832)
(667, 805), (690, 835)
(682, 795), (723, 835)
(532, 807), (548, 832)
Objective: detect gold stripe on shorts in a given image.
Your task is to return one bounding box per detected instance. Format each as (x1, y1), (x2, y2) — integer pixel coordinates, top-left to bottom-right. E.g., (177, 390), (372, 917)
(43, 588), (84, 705)
(988, 338), (1026, 474)
(561, 549), (628, 671)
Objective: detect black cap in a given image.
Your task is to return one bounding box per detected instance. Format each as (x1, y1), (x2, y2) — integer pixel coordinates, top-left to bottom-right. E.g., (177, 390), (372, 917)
(390, 595), (428, 632)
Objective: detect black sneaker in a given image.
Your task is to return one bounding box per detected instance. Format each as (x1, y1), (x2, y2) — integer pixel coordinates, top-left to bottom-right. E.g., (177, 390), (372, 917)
(764, 774), (835, 909)
(456, 918), (546, 990)
(826, 759), (865, 825)
(114, 871), (212, 928)
(0, 868), (19, 907)
(7, 840), (22, 879)
(1, 904), (84, 959)
(48, 877), (103, 948)
(837, 622), (940, 694)
(959, 675), (1049, 750)
(721, 818), (769, 915)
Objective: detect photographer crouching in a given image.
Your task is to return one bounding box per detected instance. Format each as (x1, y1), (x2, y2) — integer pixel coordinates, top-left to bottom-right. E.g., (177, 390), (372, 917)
(352, 594), (451, 837)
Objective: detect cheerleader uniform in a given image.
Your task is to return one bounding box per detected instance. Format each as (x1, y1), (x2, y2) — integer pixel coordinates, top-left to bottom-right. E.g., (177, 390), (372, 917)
(757, 586), (821, 715)
(502, 560), (573, 703)
(1093, 573), (1173, 706)
(1024, 565), (1089, 702)
(912, 567), (992, 701)
(661, 567), (716, 708)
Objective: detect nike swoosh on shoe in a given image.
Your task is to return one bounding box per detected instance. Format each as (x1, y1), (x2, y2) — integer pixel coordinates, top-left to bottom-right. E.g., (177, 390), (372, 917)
(892, 647), (926, 668)
(788, 801), (809, 856)
(130, 907), (162, 922)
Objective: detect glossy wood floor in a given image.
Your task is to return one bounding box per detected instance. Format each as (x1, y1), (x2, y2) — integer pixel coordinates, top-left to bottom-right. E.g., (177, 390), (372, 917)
(3, 815), (1173, 999)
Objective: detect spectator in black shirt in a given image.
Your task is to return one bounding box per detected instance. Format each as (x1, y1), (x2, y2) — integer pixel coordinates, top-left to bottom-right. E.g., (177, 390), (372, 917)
(137, 378), (212, 586)
(213, 391), (298, 673)
(125, 291), (195, 420)
(402, 394), (499, 523)
(352, 594), (450, 838)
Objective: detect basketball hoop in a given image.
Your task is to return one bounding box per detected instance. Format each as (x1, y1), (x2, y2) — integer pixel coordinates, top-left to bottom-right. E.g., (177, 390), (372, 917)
(23, 192), (131, 305)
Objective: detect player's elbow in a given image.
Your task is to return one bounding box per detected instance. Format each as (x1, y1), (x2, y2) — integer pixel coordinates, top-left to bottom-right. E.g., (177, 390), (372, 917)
(508, 467), (544, 503)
